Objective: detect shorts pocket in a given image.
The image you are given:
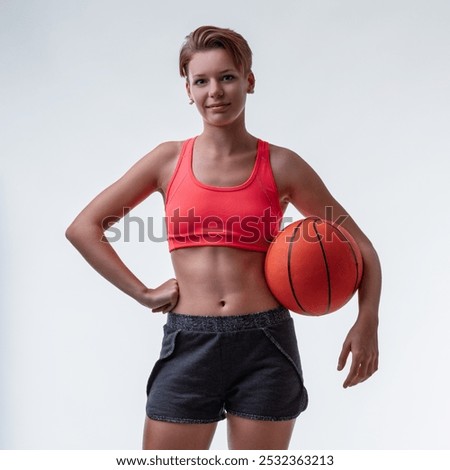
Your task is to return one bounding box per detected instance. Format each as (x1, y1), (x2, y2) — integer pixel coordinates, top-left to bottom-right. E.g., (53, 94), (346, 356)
(158, 324), (180, 359)
(262, 318), (308, 407)
(146, 325), (180, 396)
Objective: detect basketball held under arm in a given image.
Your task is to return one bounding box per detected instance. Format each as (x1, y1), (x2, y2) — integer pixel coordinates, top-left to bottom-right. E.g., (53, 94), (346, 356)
(275, 148), (382, 387)
(276, 149), (381, 313)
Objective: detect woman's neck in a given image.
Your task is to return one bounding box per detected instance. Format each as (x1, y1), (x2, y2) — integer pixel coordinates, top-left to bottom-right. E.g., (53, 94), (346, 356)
(200, 118), (255, 155)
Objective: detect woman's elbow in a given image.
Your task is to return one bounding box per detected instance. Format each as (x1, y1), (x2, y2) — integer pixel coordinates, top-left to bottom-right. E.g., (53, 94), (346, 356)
(65, 216), (93, 244)
(65, 220), (82, 244)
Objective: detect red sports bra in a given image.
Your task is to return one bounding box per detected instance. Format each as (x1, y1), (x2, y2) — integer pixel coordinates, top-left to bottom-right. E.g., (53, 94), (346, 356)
(165, 137), (283, 252)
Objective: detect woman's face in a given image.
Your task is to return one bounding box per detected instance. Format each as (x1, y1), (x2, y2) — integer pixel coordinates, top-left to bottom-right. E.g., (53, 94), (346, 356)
(186, 48), (255, 128)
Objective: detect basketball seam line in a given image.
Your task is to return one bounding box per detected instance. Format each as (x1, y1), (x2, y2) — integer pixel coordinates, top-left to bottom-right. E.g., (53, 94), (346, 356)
(322, 220), (362, 299)
(287, 219), (306, 313)
(313, 219), (332, 315)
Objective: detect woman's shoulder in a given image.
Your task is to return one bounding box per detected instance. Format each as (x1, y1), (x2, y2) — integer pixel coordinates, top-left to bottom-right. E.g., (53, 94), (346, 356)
(267, 142), (308, 174)
(147, 139), (190, 193)
(140, 139), (186, 173)
(118, 140), (186, 196)
(149, 140), (184, 161)
(266, 142), (318, 198)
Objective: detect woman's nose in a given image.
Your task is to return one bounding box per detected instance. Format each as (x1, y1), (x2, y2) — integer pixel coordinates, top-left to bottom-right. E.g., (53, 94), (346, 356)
(209, 80), (224, 98)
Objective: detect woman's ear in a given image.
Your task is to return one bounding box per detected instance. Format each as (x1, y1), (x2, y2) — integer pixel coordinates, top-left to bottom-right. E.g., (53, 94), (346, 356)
(185, 80), (193, 103)
(247, 72), (256, 94)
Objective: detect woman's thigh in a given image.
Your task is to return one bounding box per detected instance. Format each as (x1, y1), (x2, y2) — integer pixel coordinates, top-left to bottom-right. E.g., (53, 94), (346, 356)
(142, 416), (218, 450)
(227, 414), (297, 450)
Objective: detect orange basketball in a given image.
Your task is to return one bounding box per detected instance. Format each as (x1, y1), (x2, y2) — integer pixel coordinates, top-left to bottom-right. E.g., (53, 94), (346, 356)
(265, 217), (363, 316)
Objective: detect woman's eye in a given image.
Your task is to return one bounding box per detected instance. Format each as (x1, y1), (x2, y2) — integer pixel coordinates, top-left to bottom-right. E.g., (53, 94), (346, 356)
(194, 79), (206, 86)
(222, 75), (235, 81)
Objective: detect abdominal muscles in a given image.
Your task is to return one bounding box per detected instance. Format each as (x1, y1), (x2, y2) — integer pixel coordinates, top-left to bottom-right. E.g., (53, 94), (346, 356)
(170, 246), (281, 316)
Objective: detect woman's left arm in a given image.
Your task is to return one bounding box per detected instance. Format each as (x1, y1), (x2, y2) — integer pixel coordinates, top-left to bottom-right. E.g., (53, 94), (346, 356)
(273, 147), (382, 388)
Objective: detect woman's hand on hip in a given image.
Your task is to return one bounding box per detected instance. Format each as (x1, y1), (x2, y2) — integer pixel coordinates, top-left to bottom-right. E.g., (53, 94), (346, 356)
(139, 278), (179, 314)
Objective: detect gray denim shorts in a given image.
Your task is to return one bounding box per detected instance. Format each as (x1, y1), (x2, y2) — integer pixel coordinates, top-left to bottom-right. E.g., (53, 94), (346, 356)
(145, 306), (308, 424)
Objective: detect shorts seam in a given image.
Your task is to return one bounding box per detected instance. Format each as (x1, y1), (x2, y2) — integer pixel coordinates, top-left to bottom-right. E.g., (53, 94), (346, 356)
(262, 327), (303, 378)
(226, 408), (302, 421)
(146, 412), (226, 424)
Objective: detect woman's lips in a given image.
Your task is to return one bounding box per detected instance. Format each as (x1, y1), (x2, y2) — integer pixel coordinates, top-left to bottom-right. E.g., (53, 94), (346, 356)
(206, 103), (231, 109)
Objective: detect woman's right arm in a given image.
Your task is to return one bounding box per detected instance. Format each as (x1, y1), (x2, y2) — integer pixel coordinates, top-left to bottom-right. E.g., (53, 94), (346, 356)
(65, 141), (181, 313)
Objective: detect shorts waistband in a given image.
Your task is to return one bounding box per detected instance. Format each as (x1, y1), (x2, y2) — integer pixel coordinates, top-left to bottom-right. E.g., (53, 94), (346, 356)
(166, 306), (290, 332)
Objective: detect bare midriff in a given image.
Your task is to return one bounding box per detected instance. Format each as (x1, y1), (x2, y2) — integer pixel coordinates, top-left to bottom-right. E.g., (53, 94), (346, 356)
(170, 246), (281, 316)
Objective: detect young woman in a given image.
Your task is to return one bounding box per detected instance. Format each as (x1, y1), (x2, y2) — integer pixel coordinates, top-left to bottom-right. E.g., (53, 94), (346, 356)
(66, 26), (381, 450)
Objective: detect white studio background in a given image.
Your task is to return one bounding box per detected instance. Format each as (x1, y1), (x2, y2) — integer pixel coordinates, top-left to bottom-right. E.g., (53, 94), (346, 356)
(1, 0), (449, 450)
